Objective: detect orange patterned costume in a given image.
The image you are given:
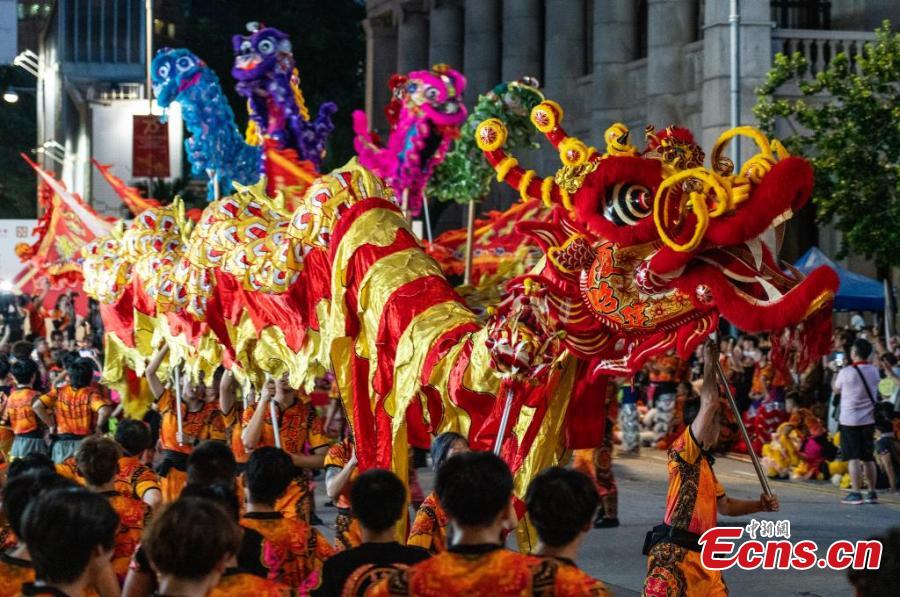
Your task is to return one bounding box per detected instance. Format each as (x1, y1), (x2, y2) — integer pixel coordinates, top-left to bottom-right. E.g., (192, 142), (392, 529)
(104, 491), (150, 583)
(5, 389), (41, 435)
(38, 385), (108, 436)
(240, 511), (333, 590)
(242, 399), (330, 521)
(407, 492), (449, 555)
(115, 455), (161, 503)
(209, 569), (290, 596)
(370, 545), (608, 596)
(643, 428), (727, 597)
(0, 551), (34, 597)
(157, 391), (209, 501)
(324, 438), (361, 551)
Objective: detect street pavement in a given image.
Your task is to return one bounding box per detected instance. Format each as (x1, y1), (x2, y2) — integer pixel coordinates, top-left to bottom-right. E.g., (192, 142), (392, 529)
(312, 450), (900, 597)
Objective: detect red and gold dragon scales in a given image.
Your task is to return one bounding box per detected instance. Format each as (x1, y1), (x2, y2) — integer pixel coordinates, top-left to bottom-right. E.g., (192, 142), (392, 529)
(83, 97), (837, 547)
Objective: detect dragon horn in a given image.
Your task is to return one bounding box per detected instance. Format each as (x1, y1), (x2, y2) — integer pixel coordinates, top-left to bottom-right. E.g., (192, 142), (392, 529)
(530, 101), (599, 171)
(475, 118), (572, 209)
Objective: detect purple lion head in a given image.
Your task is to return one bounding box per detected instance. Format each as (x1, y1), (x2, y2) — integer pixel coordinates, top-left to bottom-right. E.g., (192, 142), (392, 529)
(232, 23), (293, 83)
(402, 66), (467, 127)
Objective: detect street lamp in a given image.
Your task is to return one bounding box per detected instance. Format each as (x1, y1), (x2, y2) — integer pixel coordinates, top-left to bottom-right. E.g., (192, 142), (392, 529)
(3, 88), (18, 103)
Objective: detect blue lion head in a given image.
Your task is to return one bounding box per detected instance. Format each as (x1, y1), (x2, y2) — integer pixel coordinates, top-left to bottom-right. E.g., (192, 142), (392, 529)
(152, 48), (205, 107)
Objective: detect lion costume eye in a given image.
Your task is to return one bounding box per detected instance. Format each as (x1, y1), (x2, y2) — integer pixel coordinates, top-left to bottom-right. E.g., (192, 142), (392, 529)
(424, 86), (439, 101)
(240, 40), (252, 53)
(258, 38), (276, 54)
(175, 56), (195, 72)
(156, 63), (170, 78)
(604, 183), (652, 226)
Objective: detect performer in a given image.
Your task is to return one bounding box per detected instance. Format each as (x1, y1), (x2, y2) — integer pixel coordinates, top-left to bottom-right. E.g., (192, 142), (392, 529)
(241, 374), (329, 522)
(4, 359), (48, 459)
(647, 351), (685, 445)
(33, 357), (110, 463)
(146, 345), (208, 501)
(642, 344), (779, 597)
(113, 419), (162, 509)
(408, 432), (469, 554)
(572, 382), (620, 529)
(325, 431), (361, 551)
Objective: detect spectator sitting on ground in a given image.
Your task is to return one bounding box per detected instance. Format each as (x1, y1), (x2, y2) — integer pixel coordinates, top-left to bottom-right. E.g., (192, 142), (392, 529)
(315, 469), (430, 596)
(525, 466), (610, 595)
(19, 486), (119, 596)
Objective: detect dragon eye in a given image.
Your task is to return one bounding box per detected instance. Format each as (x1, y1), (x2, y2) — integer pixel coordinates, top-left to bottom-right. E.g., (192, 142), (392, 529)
(604, 183), (652, 226)
(406, 82), (418, 94)
(424, 86), (439, 101)
(156, 63), (170, 78)
(175, 56), (195, 71)
(258, 38), (276, 54)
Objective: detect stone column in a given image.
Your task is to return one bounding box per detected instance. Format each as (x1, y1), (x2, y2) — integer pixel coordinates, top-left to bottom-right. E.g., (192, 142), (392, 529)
(701, 0), (772, 158)
(364, 12), (398, 135)
(463, 0), (501, 111)
(501, 0), (542, 82)
(397, 1), (429, 73)
(429, 0), (463, 69)
(646, 0), (695, 126)
(544, 0), (585, 99)
(592, 0), (636, 130)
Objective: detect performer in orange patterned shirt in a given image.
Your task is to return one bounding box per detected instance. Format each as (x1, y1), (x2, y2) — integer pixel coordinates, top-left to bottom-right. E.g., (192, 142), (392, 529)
(114, 419), (162, 509)
(370, 452), (567, 597)
(146, 345), (209, 502)
(408, 432), (469, 554)
(240, 447), (333, 591)
(325, 433), (362, 551)
(3, 359), (49, 460)
(75, 436), (149, 584)
(242, 375), (330, 522)
(34, 357), (111, 464)
(219, 370), (249, 466)
(642, 344), (779, 597)
(526, 466), (611, 596)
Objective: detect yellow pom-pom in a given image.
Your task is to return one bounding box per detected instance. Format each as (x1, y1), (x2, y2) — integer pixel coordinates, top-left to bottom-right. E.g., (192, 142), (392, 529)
(558, 137), (589, 167)
(518, 170), (536, 203)
(475, 118), (508, 152)
(540, 177), (555, 208)
(530, 100), (562, 133)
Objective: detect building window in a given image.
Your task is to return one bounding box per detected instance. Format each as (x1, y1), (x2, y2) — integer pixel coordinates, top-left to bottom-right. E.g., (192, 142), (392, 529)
(583, 0), (593, 75)
(635, 0), (648, 60)
(771, 0), (831, 30)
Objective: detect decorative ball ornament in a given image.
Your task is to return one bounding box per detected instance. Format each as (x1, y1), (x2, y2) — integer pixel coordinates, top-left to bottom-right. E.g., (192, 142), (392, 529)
(530, 100), (563, 133)
(559, 137), (589, 167)
(475, 118), (508, 152)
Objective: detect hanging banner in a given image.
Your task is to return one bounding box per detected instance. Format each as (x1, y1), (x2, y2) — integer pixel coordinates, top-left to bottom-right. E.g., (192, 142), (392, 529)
(132, 115), (170, 177)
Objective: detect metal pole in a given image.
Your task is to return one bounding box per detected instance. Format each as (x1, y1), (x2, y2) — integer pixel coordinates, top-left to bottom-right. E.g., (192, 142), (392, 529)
(145, 0), (153, 111)
(713, 357), (772, 496)
(422, 193), (433, 243)
(884, 279), (893, 350)
(493, 386), (515, 455)
(463, 198), (476, 285)
(212, 171), (220, 200)
(729, 0), (742, 163)
(173, 366), (184, 445)
(401, 188), (410, 218)
(269, 398), (282, 449)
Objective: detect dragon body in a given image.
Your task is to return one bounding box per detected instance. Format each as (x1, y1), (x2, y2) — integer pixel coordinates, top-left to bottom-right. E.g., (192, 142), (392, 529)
(353, 65), (467, 215)
(232, 25), (337, 170)
(151, 48), (262, 199)
(84, 99), (838, 547)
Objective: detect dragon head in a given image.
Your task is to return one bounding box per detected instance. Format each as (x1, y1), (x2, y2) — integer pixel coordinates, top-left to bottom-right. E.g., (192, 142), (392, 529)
(477, 100), (839, 373)
(152, 48), (205, 107)
(231, 23), (293, 84)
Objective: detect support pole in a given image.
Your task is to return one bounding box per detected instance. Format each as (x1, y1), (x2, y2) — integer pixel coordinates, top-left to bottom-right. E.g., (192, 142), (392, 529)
(269, 398), (282, 449)
(145, 0), (153, 112)
(493, 386), (514, 455)
(212, 170), (220, 200)
(401, 188), (410, 218)
(422, 193), (433, 243)
(173, 365), (184, 445)
(713, 357), (772, 496)
(463, 198), (476, 285)
(729, 0), (742, 163)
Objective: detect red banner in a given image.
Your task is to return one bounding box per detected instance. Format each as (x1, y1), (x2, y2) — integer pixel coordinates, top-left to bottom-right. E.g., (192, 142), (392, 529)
(132, 116), (169, 177)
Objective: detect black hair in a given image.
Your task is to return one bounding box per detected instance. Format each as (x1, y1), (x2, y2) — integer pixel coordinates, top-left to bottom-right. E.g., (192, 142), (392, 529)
(525, 467), (598, 547)
(115, 419), (153, 456)
(0, 356), (10, 380)
(435, 451), (513, 527)
(847, 528), (900, 597)
(882, 353), (898, 367)
(2, 471), (74, 536)
(187, 440), (238, 487)
(75, 436), (121, 487)
(50, 330), (63, 341)
(430, 431), (468, 472)
(7, 452), (55, 480)
(10, 358), (38, 386)
(11, 342), (33, 361)
(67, 357), (95, 389)
(350, 469), (407, 533)
(22, 487), (118, 585)
(853, 338), (874, 361)
(179, 483), (241, 522)
(683, 398), (702, 425)
(244, 447), (293, 506)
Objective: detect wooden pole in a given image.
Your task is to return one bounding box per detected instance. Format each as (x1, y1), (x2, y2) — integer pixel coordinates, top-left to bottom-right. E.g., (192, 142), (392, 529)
(463, 198), (476, 285)
(713, 357), (773, 496)
(173, 366), (184, 446)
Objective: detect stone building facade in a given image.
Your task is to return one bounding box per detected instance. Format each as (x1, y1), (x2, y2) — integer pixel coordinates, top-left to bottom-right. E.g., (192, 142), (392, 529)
(363, 0), (896, 264)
